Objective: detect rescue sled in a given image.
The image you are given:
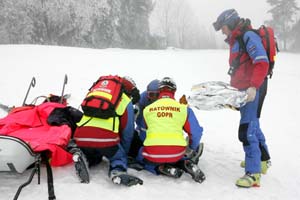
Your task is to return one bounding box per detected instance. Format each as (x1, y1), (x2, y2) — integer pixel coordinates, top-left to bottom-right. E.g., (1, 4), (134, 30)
(0, 135), (37, 173)
(0, 96), (78, 200)
(0, 135), (43, 200)
(187, 81), (248, 110)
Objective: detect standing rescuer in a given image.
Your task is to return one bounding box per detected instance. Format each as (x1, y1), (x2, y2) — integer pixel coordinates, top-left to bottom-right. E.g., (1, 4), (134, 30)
(213, 9), (271, 188)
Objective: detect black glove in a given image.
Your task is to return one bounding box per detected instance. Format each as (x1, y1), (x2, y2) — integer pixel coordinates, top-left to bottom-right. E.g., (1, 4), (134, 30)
(131, 88), (140, 105)
(184, 143), (204, 164)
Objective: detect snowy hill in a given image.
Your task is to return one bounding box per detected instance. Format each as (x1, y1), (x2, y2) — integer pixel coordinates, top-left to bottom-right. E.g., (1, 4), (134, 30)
(0, 45), (300, 200)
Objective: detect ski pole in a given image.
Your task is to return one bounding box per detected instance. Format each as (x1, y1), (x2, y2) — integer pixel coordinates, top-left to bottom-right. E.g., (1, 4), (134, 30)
(60, 74), (68, 104)
(22, 77), (36, 106)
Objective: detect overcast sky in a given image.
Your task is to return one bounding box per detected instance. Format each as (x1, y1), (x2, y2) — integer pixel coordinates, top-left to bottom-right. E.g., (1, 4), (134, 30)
(187, 0), (272, 29)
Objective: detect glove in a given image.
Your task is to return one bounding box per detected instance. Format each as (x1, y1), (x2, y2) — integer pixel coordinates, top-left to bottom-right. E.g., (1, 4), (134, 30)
(179, 94), (188, 105)
(184, 143), (204, 164)
(246, 87), (256, 102)
(184, 147), (195, 159)
(130, 88), (140, 105)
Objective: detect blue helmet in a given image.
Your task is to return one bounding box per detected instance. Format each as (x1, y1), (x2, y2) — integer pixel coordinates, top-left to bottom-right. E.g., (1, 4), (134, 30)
(146, 79), (159, 101)
(213, 9), (240, 31)
(147, 79), (159, 92)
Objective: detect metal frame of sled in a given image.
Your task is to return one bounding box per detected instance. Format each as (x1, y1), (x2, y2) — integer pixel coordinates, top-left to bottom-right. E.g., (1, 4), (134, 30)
(0, 135), (56, 200)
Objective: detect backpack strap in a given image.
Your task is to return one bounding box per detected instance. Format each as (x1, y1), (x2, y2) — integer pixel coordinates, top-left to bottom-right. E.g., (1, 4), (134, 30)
(228, 32), (251, 76)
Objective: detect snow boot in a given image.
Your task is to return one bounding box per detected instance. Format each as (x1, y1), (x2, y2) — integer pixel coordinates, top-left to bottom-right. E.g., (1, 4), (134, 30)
(157, 164), (184, 178)
(71, 148), (90, 183)
(182, 160), (206, 183)
(236, 173), (261, 188)
(240, 160), (271, 174)
(110, 170), (143, 186)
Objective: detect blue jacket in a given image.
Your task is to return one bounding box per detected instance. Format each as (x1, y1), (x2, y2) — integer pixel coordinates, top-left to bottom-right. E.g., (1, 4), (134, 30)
(120, 101), (135, 153)
(135, 91), (154, 141)
(184, 107), (203, 150)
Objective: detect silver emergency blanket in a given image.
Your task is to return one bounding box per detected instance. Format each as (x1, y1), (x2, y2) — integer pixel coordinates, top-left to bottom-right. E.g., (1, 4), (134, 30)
(187, 81), (248, 110)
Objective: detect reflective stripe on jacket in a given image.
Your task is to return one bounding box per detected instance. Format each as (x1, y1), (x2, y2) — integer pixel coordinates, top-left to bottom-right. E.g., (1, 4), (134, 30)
(143, 98), (187, 147)
(142, 97), (188, 163)
(229, 26), (269, 89)
(74, 93), (131, 148)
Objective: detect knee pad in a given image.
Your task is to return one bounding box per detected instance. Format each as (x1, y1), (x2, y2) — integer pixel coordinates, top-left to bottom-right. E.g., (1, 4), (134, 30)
(238, 123), (249, 146)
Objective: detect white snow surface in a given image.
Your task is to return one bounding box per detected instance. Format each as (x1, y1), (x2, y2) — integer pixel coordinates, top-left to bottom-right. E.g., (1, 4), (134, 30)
(0, 45), (300, 200)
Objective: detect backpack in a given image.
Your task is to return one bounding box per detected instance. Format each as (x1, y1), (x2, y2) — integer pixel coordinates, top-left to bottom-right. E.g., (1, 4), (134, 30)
(234, 25), (279, 78)
(81, 75), (124, 119)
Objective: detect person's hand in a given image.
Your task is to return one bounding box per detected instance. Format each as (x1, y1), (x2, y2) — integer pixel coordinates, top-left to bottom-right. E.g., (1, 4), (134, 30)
(246, 87), (256, 102)
(179, 94), (188, 105)
(184, 147), (195, 159)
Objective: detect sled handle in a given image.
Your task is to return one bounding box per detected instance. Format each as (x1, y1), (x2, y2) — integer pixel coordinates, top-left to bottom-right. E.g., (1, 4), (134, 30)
(60, 74), (68, 104)
(22, 77), (36, 106)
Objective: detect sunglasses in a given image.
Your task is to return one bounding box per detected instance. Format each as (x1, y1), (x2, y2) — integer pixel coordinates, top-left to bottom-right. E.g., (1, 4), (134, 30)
(147, 91), (159, 100)
(213, 21), (222, 31)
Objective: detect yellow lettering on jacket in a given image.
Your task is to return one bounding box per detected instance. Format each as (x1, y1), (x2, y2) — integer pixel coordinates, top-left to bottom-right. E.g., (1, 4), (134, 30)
(143, 98), (188, 147)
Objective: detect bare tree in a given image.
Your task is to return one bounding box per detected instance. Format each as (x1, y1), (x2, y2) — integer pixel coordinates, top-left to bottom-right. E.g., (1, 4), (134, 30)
(173, 1), (191, 48)
(150, 0), (174, 46)
(150, 0), (211, 49)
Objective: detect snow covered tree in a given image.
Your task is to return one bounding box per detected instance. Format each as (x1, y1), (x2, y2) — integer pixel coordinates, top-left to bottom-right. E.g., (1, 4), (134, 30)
(0, 0), (154, 49)
(28, 0), (80, 45)
(266, 0), (300, 50)
(0, 0), (33, 44)
(81, 0), (114, 48)
(116, 0), (154, 49)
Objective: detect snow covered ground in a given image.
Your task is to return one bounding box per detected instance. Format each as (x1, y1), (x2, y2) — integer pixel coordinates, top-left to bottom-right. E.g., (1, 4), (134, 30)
(0, 45), (300, 200)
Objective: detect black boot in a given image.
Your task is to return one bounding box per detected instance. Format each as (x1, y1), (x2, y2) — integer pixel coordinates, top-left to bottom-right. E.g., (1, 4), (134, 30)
(71, 148), (90, 183)
(182, 160), (205, 183)
(109, 169), (143, 186)
(157, 164), (184, 178)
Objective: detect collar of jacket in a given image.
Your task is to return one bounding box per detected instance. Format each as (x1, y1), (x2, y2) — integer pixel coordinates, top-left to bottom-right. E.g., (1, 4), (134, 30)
(158, 91), (175, 99)
(229, 19), (253, 45)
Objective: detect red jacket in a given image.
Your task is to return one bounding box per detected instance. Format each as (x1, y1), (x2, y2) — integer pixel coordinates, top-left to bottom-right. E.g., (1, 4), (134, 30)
(228, 23), (269, 90)
(0, 102), (73, 166)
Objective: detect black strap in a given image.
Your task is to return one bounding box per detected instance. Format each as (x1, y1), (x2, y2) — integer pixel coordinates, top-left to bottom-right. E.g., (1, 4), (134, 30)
(228, 32), (251, 76)
(79, 117), (93, 128)
(42, 153), (56, 200)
